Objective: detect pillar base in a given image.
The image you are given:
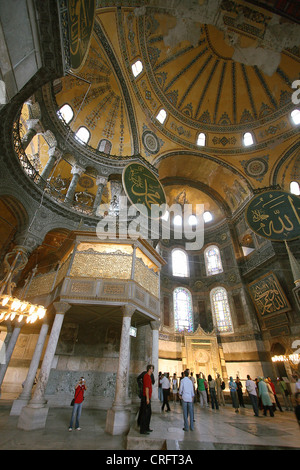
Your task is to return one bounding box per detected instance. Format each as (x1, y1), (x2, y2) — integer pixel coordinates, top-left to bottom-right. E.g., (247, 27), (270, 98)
(151, 398), (161, 413)
(17, 404), (49, 431)
(105, 407), (131, 435)
(10, 397), (30, 416)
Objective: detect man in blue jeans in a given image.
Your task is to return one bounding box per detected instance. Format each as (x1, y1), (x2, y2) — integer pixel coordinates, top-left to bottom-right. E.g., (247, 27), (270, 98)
(179, 370), (195, 431)
(69, 377), (86, 431)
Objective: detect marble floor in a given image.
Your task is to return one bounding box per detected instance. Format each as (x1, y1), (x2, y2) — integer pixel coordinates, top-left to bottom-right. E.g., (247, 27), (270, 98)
(0, 399), (299, 451)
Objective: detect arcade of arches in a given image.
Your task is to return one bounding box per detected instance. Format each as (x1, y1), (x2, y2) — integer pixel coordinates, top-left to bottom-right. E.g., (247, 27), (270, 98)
(0, 0), (299, 435)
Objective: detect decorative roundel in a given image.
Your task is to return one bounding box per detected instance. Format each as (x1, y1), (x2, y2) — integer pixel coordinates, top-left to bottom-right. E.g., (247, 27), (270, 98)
(78, 175), (94, 188)
(142, 130), (160, 154)
(245, 158), (268, 178)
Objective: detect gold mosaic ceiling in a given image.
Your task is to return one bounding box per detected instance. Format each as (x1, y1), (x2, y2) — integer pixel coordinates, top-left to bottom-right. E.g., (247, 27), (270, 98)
(52, 0), (300, 223)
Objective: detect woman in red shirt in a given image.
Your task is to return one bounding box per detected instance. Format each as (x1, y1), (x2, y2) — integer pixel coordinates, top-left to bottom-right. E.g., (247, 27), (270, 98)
(69, 377), (87, 431)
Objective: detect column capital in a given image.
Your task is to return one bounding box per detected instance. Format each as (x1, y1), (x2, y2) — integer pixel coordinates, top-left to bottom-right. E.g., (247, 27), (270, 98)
(26, 119), (44, 134)
(96, 175), (108, 186)
(13, 233), (44, 256)
(48, 146), (63, 160)
(121, 304), (135, 318)
(150, 320), (160, 331)
(53, 302), (71, 315)
(71, 165), (85, 176)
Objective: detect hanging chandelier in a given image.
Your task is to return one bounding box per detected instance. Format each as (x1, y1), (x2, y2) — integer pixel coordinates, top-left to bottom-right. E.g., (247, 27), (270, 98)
(0, 246), (46, 324)
(0, 295), (46, 324)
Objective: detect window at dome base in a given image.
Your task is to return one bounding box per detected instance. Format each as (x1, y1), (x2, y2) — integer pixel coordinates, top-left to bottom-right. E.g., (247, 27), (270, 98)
(243, 132), (254, 146)
(57, 104), (74, 124)
(291, 109), (300, 125)
(203, 211), (213, 223)
(173, 287), (193, 332)
(98, 139), (112, 154)
(132, 60), (143, 77)
(173, 214), (182, 226)
(156, 109), (167, 124)
(74, 126), (90, 144)
(210, 287), (233, 333)
(196, 132), (206, 146)
(290, 181), (300, 195)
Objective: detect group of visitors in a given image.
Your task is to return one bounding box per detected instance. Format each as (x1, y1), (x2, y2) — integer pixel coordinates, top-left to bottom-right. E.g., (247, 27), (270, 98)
(66, 369), (300, 433)
(158, 371), (226, 410)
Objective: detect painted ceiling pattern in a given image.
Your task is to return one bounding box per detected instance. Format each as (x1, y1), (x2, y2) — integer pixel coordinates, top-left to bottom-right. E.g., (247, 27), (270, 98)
(40, 0), (300, 225)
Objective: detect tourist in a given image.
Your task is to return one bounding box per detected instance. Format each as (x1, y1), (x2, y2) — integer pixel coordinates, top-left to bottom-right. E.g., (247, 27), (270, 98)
(204, 375), (209, 404)
(160, 372), (171, 412)
(179, 370), (195, 431)
(69, 377), (87, 431)
(172, 373), (178, 403)
(208, 374), (219, 410)
(216, 373), (225, 406)
(139, 364), (154, 435)
(229, 377), (239, 413)
(246, 375), (259, 417)
(267, 377), (282, 412)
(235, 377), (245, 407)
(158, 372), (163, 402)
(258, 377), (274, 417)
(197, 373), (208, 408)
(277, 377), (294, 411)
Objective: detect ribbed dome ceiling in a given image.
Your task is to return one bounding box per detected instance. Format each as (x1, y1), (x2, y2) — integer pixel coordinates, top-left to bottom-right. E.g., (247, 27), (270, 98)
(43, 0), (300, 224)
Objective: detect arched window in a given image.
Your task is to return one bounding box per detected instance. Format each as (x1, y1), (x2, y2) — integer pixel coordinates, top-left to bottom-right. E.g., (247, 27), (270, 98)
(172, 248), (189, 277)
(98, 139), (112, 154)
(132, 60), (143, 77)
(75, 126), (90, 144)
(173, 214), (182, 227)
(204, 245), (223, 276)
(291, 109), (300, 125)
(197, 132), (206, 146)
(156, 109), (167, 124)
(210, 287), (233, 333)
(58, 104), (74, 124)
(290, 181), (300, 195)
(243, 132), (254, 146)
(203, 211), (213, 223)
(173, 287), (193, 332)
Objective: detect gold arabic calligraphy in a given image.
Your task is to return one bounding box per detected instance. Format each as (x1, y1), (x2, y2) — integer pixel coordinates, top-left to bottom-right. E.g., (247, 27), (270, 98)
(249, 192), (300, 239)
(68, 0), (95, 69)
(128, 167), (163, 210)
(251, 276), (287, 316)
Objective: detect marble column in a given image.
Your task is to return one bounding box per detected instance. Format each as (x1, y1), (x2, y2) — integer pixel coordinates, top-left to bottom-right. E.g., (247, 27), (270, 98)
(150, 320), (160, 412)
(10, 317), (50, 415)
(105, 304), (135, 435)
(64, 165), (85, 204)
(0, 322), (24, 397)
(108, 179), (122, 216)
(18, 302), (70, 430)
(40, 146), (62, 182)
(93, 175), (108, 215)
(21, 119), (43, 150)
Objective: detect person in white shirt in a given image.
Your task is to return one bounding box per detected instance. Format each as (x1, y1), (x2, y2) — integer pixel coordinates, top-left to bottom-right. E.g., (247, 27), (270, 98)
(179, 370), (195, 431)
(160, 373), (171, 412)
(246, 374), (259, 417)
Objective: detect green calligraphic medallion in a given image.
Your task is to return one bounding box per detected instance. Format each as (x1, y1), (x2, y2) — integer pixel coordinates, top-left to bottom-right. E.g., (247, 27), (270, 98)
(67, 0), (96, 72)
(245, 190), (300, 241)
(122, 163), (166, 218)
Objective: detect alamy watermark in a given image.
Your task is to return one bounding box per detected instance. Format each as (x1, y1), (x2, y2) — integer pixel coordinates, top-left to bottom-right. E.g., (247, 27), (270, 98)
(96, 197), (205, 250)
